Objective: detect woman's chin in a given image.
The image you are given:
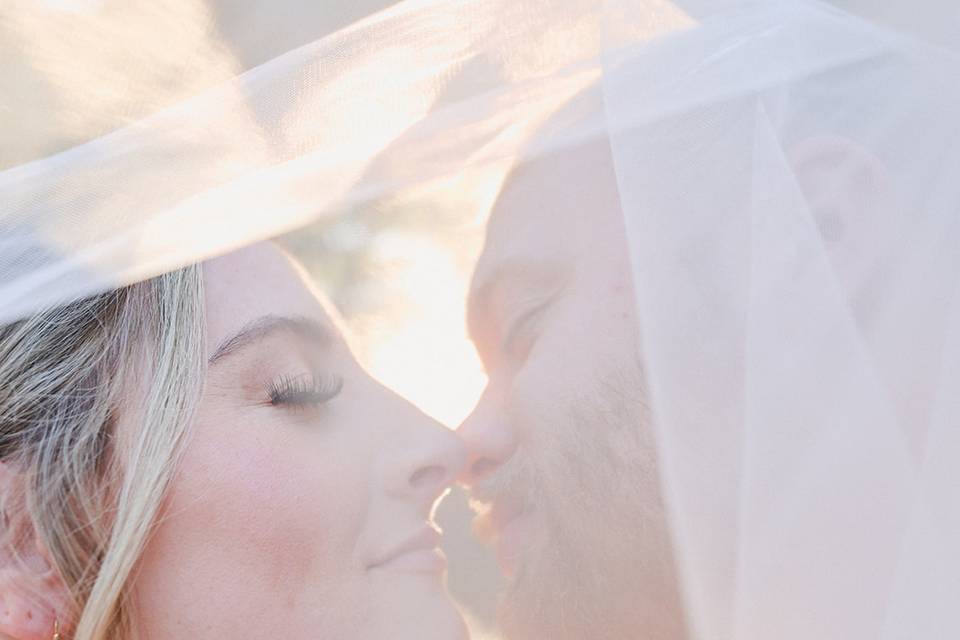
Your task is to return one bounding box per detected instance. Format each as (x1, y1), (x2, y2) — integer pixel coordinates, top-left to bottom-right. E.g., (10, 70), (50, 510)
(372, 578), (469, 640)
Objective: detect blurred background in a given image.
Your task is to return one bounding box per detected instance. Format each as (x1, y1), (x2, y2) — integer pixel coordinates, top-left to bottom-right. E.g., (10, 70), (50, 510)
(280, 176), (504, 637)
(2, 1), (506, 633)
(3, 0), (958, 637)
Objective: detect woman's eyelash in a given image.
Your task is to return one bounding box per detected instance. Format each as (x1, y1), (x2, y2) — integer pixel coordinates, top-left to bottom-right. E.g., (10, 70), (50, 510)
(268, 373), (344, 408)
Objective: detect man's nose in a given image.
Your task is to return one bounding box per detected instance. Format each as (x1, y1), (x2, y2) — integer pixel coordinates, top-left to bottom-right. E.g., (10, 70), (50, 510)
(456, 385), (519, 486)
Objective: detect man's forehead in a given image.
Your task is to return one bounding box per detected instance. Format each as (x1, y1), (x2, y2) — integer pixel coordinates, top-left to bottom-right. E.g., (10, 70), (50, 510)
(475, 152), (588, 274)
(471, 207), (566, 304)
(471, 139), (623, 295)
(479, 210), (557, 269)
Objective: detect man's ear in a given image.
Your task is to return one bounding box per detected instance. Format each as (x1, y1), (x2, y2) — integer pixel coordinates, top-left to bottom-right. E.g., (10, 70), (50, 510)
(0, 462), (71, 640)
(788, 135), (897, 289)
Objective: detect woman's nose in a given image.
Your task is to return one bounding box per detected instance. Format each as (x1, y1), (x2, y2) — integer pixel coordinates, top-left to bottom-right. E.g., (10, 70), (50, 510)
(456, 385), (519, 487)
(387, 412), (467, 505)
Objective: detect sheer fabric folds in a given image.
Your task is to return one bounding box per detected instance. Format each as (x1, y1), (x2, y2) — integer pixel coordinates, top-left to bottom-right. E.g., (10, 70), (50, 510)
(0, 0), (690, 324)
(3, 0), (960, 638)
(605, 4), (960, 639)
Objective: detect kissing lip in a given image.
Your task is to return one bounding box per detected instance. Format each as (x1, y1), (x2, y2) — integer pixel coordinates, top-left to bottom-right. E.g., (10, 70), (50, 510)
(475, 493), (527, 536)
(474, 499), (533, 578)
(368, 525), (446, 573)
(489, 500), (526, 534)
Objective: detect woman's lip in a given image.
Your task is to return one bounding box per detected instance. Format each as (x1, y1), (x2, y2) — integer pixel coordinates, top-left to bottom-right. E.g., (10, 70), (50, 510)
(373, 547), (448, 574)
(369, 526), (447, 574)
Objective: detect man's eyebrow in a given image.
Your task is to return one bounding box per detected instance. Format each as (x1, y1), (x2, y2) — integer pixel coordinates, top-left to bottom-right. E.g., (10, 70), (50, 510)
(208, 315), (333, 365)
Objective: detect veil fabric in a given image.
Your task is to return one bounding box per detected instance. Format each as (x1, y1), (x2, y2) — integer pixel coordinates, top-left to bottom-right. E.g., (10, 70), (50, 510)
(3, 1), (960, 638)
(604, 4), (960, 638)
(0, 0), (686, 325)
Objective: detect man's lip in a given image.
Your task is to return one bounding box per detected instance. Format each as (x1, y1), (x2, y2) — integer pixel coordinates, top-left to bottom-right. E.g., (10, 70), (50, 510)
(474, 493), (527, 535)
(489, 500), (526, 532)
(472, 497), (532, 576)
(368, 526), (447, 574)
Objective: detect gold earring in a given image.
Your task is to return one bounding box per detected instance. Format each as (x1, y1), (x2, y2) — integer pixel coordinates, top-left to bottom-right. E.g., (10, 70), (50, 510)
(52, 618), (61, 640)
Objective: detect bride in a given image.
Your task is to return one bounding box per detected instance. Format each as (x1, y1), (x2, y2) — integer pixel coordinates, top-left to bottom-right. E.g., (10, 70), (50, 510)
(0, 243), (468, 639)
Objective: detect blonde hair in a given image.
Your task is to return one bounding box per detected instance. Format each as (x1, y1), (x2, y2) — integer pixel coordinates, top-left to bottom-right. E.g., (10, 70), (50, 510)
(0, 266), (205, 639)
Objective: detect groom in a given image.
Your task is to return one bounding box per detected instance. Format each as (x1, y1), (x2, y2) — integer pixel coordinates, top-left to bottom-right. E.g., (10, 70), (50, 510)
(458, 109), (688, 639)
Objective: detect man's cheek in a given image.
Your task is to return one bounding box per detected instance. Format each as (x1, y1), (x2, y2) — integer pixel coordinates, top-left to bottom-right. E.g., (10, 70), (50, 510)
(508, 363), (563, 440)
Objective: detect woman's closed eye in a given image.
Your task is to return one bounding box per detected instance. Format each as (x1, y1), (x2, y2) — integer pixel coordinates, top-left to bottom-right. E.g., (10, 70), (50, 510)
(267, 372), (344, 409)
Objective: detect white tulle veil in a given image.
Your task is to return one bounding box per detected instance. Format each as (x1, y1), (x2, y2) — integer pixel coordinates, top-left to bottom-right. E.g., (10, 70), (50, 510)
(2, 0), (959, 638)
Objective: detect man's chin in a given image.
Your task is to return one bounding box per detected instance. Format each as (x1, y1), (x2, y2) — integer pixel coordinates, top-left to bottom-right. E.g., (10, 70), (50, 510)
(494, 512), (688, 640)
(496, 528), (597, 640)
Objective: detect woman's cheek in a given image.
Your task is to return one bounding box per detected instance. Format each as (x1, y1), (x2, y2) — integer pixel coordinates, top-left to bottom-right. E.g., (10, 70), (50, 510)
(168, 426), (295, 574)
(132, 399), (375, 637)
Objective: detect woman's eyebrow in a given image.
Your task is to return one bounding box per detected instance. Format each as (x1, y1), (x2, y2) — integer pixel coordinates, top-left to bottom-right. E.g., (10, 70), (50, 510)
(208, 315), (333, 365)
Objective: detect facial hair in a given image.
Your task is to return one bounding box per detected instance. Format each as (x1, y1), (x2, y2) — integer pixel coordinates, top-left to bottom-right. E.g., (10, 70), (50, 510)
(471, 366), (687, 640)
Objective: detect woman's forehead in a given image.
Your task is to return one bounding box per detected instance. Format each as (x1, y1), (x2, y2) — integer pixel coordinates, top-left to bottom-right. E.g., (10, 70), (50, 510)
(202, 243), (337, 358)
